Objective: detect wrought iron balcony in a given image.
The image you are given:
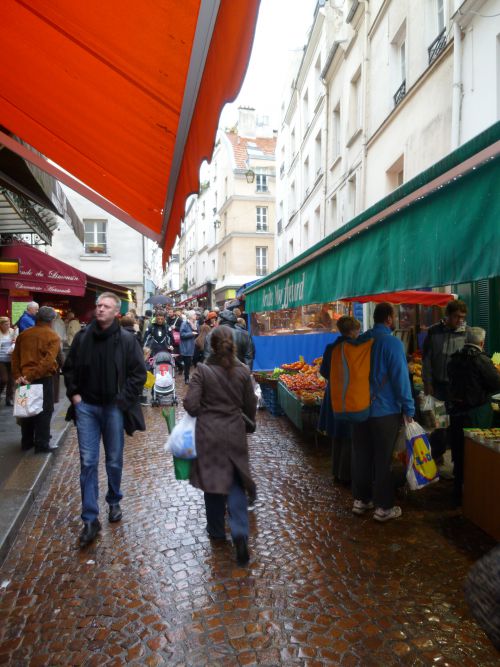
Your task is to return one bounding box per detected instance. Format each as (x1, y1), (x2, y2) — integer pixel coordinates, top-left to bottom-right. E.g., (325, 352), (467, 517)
(393, 80), (406, 107)
(428, 30), (447, 66)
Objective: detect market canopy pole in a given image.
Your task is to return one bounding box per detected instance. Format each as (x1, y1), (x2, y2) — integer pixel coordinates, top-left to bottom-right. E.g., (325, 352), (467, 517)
(245, 121), (500, 313)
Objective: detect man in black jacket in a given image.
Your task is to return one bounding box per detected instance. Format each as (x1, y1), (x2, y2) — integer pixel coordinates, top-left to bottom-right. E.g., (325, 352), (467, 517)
(204, 309), (254, 368)
(422, 299), (468, 401)
(448, 326), (500, 505)
(63, 292), (146, 547)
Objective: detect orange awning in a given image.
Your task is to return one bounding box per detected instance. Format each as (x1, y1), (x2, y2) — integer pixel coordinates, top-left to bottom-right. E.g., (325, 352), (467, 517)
(0, 0), (260, 259)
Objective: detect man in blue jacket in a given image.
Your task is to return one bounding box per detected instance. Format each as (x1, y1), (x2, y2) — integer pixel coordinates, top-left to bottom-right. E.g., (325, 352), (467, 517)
(352, 302), (415, 522)
(17, 301), (39, 332)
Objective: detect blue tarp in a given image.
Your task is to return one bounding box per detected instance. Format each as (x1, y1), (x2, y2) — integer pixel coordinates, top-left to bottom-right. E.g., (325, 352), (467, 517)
(252, 332), (339, 371)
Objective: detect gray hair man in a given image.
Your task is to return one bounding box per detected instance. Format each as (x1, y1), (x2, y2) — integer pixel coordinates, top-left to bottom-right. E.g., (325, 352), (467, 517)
(63, 292), (146, 547)
(17, 301), (39, 333)
(448, 326), (500, 505)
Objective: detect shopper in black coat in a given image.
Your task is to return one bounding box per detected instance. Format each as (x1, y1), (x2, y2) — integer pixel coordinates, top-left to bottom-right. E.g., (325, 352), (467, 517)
(447, 326), (500, 505)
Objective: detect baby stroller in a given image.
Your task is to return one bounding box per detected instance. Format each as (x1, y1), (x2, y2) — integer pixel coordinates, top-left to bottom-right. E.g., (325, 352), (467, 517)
(150, 351), (178, 407)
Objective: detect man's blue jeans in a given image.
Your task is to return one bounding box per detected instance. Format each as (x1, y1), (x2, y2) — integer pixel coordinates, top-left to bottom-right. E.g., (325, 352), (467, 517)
(75, 400), (124, 522)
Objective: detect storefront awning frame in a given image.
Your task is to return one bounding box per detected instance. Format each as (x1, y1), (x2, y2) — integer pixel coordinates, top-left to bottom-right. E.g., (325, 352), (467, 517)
(245, 121), (500, 313)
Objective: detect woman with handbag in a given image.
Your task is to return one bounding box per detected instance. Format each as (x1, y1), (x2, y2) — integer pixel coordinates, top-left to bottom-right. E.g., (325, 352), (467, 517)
(184, 326), (257, 565)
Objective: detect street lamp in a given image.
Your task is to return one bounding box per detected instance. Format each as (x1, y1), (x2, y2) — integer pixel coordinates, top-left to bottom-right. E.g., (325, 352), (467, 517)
(245, 169), (255, 184)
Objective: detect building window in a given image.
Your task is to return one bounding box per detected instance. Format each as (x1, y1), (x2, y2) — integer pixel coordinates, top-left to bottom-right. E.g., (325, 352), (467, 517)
(303, 221), (309, 248)
(256, 207), (268, 231)
(314, 55), (322, 102)
(256, 247), (268, 276)
(315, 131), (322, 176)
(348, 68), (362, 139)
(329, 195), (338, 232)
(392, 22), (407, 105)
(288, 238), (294, 260)
(437, 0), (445, 34)
(399, 41), (406, 84)
(84, 219), (107, 254)
(290, 128), (296, 159)
(386, 155), (404, 192)
(303, 89), (309, 132)
(348, 174), (357, 220)
(332, 103), (341, 159)
(256, 173), (268, 192)
(303, 157), (310, 197)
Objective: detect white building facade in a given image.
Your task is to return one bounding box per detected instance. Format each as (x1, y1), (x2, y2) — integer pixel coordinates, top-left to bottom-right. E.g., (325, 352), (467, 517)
(277, 0), (500, 259)
(49, 189), (162, 314)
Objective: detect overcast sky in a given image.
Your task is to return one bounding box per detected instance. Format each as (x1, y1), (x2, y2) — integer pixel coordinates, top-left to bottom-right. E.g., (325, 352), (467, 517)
(218, 0), (318, 130)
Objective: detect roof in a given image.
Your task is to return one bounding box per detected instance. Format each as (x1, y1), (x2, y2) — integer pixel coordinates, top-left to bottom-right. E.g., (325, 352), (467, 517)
(225, 132), (277, 170)
(0, 0), (261, 260)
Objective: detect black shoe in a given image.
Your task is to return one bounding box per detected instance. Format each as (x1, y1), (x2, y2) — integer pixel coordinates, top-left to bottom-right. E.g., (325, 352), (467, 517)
(79, 519), (101, 547)
(233, 536), (249, 565)
(21, 441), (35, 451)
(185, 378), (190, 385)
(206, 526), (226, 541)
(34, 443), (58, 454)
(5, 399), (13, 407)
(108, 504), (122, 523)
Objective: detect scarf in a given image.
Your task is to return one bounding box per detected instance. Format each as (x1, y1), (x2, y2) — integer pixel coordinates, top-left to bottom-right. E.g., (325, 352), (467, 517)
(78, 318), (120, 404)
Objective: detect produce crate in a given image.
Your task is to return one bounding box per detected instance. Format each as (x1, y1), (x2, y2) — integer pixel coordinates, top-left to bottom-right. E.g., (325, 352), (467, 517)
(277, 382), (322, 433)
(260, 384), (284, 417)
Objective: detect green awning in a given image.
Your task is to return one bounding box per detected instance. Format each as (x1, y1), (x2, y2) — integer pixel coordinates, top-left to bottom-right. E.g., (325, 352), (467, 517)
(246, 121), (500, 313)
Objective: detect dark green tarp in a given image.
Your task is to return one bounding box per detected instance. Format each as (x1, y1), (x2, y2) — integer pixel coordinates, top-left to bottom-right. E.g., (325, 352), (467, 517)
(246, 121), (500, 313)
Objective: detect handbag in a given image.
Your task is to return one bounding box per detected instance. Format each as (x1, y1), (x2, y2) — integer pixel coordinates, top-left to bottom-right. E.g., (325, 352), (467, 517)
(13, 383), (44, 418)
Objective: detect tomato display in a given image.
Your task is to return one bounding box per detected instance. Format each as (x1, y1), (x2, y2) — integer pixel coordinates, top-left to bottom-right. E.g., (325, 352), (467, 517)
(279, 357), (326, 404)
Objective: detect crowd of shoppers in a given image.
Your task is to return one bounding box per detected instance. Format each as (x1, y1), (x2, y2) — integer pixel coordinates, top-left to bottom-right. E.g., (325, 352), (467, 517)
(3, 291), (499, 575)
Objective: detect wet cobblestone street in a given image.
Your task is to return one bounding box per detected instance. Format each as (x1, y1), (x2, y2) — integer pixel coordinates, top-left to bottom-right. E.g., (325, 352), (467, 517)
(0, 388), (498, 666)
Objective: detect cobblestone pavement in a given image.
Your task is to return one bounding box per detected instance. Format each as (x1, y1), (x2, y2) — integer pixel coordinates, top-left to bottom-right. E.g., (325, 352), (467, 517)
(0, 384), (498, 666)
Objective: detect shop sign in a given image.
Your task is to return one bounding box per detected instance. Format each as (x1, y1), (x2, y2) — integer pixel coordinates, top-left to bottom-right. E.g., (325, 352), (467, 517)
(261, 273), (305, 310)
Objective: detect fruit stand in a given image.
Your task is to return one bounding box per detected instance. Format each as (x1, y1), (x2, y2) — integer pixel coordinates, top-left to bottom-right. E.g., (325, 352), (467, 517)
(253, 358), (326, 432)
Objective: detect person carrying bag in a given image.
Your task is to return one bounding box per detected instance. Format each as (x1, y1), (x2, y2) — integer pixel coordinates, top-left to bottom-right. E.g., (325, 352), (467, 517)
(183, 326), (257, 565)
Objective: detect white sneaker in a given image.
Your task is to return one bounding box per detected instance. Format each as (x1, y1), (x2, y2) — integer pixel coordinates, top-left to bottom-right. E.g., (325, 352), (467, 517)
(352, 499), (375, 516)
(373, 506), (402, 522)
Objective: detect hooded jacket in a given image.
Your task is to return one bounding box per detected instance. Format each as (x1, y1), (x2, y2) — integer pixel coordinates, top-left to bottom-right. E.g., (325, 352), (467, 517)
(447, 344), (500, 411)
(203, 310), (254, 368)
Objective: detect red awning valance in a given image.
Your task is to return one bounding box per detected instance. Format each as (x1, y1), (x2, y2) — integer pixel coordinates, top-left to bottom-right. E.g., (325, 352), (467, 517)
(0, 1), (260, 259)
(342, 290), (454, 306)
(0, 242), (86, 296)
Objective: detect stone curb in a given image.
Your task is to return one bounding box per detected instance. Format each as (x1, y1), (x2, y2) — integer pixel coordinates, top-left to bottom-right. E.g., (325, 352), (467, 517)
(0, 418), (70, 566)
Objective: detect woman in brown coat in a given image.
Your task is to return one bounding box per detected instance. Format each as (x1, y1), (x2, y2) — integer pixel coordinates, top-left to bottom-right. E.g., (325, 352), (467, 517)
(184, 326), (257, 565)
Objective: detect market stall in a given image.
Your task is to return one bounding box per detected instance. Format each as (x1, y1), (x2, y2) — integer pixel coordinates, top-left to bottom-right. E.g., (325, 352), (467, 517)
(245, 122), (500, 358)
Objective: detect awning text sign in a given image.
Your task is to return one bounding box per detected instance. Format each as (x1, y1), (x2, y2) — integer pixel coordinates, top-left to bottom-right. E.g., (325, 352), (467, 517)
(0, 243), (87, 296)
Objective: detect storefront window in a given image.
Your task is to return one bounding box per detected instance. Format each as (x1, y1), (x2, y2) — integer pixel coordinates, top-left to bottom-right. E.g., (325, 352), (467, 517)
(251, 301), (350, 336)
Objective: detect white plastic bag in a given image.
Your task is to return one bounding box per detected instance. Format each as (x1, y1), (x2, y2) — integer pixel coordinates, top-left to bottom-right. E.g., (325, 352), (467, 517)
(255, 383), (265, 409)
(420, 393), (435, 412)
(13, 384), (44, 418)
(165, 414), (197, 459)
(405, 420), (439, 490)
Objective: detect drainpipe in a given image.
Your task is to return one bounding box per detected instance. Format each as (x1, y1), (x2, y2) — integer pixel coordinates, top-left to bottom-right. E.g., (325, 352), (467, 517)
(451, 20), (463, 149)
(360, 0), (370, 211)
